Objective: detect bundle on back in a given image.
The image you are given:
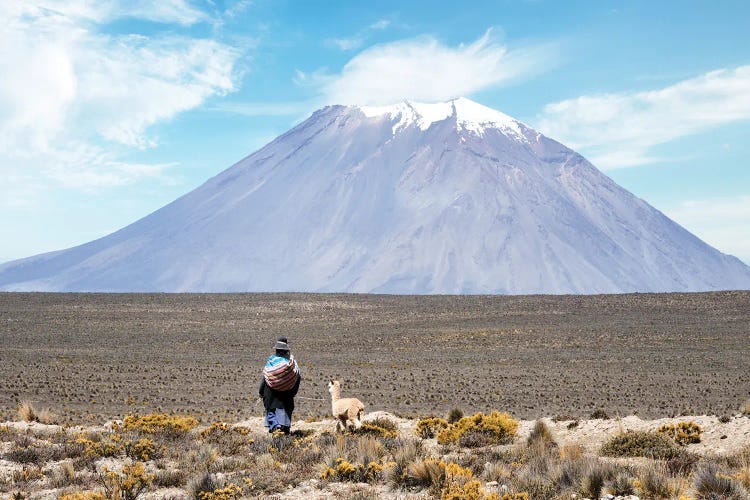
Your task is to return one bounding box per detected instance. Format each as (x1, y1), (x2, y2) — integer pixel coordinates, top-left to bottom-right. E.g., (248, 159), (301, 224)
(263, 355), (299, 391)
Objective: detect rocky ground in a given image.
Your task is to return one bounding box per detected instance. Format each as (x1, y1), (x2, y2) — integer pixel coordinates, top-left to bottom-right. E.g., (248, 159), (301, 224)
(1, 292), (750, 423)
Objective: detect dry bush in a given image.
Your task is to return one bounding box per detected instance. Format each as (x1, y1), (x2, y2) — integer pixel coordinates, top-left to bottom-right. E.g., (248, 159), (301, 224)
(36, 408), (58, 424)
(152, 468), (187, 488)
(49, 460), (77, 488)
(354, 436), (386, 466)
(600, 430), (683, 459)
(658, 421), (702, 445)
(416, 416), (449, 439)
(187, 472), (219, 499)
(437, 411), (518, 447)
(447, 408), (464, 424)
(560, 443), (583, 460)
(17, 401), (37, 422)
(15, 402), (57, 424)
(386, 438), (426, 489)
(578, 459), (609, 499)
(482, 461), (512, 483)
(606, 471), (636, 496)
(406, 458), (445, 491)
(589, 409), (609, 419)
(636, 462), (688, 500)
(5, 444), (48, 465)
(666, 451), (700, 476)
(693, 461), (750, 500)
(526, 420), (556, 449)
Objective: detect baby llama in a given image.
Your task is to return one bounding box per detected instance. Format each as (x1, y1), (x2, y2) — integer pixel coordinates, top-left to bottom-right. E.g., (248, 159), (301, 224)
(328, 380), (365, 431)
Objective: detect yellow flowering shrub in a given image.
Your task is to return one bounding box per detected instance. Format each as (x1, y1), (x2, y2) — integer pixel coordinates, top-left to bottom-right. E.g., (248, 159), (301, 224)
(58, 493), (107, 500)
(320, 458), (390, 483)
(197, 484), (243, 500)
(416, 417), (450, 439)
(76, 434), (122, 458)
(124, 438), (157, 461)
(355, 422), (398, 439)
(122, 414), (197, 438)
(657, 422), (702, 445)
(437, 412), (518, 447)
(100, 462), (154, 500)
(198, 422), (230, 440)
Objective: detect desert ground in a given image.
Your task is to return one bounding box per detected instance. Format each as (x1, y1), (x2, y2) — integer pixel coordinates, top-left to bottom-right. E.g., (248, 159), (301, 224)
(1, 292), (749, 424)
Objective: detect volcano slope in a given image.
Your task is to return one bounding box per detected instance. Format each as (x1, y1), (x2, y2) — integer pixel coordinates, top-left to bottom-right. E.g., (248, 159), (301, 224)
(1, 291), (748, 425)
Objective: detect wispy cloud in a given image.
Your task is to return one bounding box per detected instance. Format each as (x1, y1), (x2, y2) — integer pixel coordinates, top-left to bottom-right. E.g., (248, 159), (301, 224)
(210, 101), (313, 117)
(0, 0), (243, 194)
(664, 196), (750, 265)
(309, 29), (558, 105)
(536, 66), (750, 169)
(325, 17), (392, 51)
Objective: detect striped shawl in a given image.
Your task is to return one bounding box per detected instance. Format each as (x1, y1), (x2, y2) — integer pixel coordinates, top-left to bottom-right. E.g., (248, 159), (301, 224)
(263, 354), (300, 391)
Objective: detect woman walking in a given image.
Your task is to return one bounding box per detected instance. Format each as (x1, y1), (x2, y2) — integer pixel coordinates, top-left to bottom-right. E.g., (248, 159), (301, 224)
(258, 337), (300, 434)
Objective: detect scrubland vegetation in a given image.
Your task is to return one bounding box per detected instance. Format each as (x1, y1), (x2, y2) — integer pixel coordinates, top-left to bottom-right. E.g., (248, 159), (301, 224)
(2, 402), (750, 499)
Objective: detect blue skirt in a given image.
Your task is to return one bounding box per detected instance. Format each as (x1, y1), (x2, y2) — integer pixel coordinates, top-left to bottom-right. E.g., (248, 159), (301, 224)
(265, 408), (291, 431)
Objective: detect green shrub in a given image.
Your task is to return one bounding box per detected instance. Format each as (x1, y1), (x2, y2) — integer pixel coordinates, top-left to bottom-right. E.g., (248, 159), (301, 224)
(367, 417), (398, 434)
(600, 431), (683, 460)
(354, 422), (398, 439)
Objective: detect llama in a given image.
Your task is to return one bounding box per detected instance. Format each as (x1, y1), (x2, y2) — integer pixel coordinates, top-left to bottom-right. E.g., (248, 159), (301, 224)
(328, 380), (365, 432)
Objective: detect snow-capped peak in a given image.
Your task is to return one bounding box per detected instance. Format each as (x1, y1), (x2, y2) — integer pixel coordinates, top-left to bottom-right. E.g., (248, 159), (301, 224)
(357, 96), (526, 139)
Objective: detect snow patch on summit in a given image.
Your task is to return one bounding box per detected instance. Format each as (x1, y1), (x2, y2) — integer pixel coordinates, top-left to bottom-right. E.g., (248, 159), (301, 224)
(358, 97), (527, 140)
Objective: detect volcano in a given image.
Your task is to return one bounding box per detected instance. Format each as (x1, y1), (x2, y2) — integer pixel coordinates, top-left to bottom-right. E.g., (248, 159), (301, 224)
(2, 97), (749, 293)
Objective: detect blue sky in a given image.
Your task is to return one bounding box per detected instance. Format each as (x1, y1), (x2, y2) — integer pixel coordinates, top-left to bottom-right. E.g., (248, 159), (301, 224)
(1, 0), (749, 264)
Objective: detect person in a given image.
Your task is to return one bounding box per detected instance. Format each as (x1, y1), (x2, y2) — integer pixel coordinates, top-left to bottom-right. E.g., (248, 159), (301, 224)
(258, 337), (300, 434)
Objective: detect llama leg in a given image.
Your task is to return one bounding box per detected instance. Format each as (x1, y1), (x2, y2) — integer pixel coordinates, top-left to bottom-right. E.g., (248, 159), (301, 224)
(348, 407), (362, 429)
(355, 410), (364, 429)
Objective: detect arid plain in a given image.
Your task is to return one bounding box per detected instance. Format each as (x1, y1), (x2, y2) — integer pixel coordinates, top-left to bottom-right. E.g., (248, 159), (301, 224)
(1, 291), (748, 425)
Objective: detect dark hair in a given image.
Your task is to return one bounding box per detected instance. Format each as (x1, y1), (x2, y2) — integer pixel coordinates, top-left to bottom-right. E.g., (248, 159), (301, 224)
(276, 349), (290, 358)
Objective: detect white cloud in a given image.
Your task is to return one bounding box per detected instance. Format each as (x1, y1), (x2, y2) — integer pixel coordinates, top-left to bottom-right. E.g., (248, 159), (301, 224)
(0, 1), (241, 192)
(664, 196), (750, 265)
(536, 66), (750, 169)
(312, 29), (557, 105)
(28, 0), (210, 26)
